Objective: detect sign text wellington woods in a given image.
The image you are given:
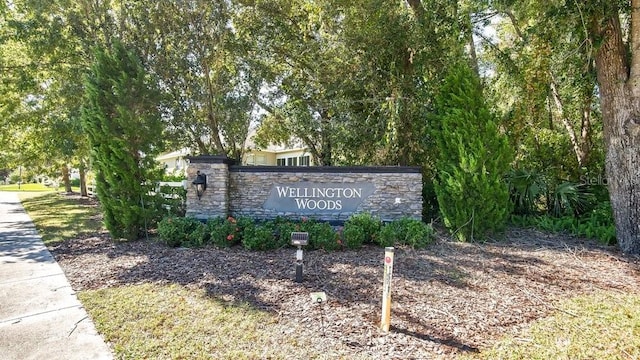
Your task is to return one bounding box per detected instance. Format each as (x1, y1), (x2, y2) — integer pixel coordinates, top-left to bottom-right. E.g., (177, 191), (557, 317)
(276, 186), (363, 210)
(263, 182), (376, 213)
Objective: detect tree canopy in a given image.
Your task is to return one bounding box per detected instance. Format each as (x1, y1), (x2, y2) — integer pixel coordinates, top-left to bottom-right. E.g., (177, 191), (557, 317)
(2, 0), (640, 253)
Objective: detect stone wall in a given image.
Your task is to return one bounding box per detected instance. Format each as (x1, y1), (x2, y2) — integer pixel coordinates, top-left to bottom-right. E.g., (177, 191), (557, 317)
(186, 156), (423, 222)
(185, 155), (234, 219)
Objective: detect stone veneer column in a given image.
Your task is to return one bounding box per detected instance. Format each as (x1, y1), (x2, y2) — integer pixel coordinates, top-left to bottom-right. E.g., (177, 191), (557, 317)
(185, 155), (235, 219)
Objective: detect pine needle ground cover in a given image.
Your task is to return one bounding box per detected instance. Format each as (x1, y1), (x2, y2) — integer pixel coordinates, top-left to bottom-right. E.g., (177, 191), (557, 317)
(23, 193), (640, 359)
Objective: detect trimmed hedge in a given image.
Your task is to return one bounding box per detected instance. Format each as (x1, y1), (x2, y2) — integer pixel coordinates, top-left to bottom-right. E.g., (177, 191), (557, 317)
(156, 215), (435, 251)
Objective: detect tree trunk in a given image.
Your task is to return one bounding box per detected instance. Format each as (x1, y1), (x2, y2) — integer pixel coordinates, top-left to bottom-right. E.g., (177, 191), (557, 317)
(593, 11), (640, 254)
(464, 12), (480, 77)
(319, 111), (333, 166)
(549, 77), (589, 166)
(79, 161), (88, 197)
(203, 61), (226, 155)
(61, 164), (72, 193)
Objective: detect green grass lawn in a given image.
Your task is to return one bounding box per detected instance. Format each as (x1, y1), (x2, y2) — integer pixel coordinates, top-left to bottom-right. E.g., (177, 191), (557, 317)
(19, 192), (103, 245)
(79, 284), (308, 360)
(474, 291), (640, 359)
(0, 183), (55, 192)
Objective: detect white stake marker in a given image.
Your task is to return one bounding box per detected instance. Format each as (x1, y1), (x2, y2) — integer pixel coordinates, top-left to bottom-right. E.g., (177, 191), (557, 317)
(381, 246), (394, 332)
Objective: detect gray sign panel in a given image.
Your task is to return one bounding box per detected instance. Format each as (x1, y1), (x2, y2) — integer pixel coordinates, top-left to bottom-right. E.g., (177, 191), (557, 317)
(263, 182), (376, 214)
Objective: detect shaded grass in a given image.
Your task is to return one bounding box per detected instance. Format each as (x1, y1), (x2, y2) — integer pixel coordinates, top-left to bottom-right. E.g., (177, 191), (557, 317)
(79, 283), (312, 360)
(475, 291), (640, 359)
(0, 183), (55, 192)
(20, 192), (103, 245)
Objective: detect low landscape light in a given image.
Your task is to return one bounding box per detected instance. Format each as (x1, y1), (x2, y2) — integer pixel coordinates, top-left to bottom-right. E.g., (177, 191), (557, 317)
(291, 232), (309, 282)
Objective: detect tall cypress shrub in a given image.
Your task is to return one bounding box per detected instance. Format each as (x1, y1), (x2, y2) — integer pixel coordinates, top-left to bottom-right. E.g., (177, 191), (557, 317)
(81, 41), (163, 241)
(432, 63), (513, 241)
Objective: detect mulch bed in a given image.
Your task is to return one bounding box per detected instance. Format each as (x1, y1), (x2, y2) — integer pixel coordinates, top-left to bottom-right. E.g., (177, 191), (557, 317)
(50, 220), (640, 359)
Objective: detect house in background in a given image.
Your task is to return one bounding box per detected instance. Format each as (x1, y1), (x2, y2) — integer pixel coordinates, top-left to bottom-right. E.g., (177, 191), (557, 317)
(241, 129), (313, 166)
(242, 143), (312, 166)
(157, 148), (190, 174)
(156, 141), (313, 175)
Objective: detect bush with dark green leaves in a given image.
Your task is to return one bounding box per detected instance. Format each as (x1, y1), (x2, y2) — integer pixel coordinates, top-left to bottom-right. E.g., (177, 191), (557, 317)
(506, 169), (546, 215)
(342, 225), (366, 249)
(241, 221), (281, 251)
(308, 221), (341, 251)
(207, 216), (253, 247)
(510, 201), (616, 245)
(343, 213), (382, 249)
(378, 217), (434, 249)
(157, 217), (206, 247)
(432, 62), (513, 242)
(185, 221), (208, 247)
(270, 216), (301, 244)
(550, 181), (593, 217)
(578, 202), (616, 245)
(156, 215), (437, 251)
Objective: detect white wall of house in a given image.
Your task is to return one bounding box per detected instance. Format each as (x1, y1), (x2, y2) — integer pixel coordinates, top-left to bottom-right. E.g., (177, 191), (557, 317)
(157, 148), (190, 174)
(273, 149), (312, 166)
(158, 145), (313, 172)
(243, 150), (275, 165)
(242, 148), (312, 166)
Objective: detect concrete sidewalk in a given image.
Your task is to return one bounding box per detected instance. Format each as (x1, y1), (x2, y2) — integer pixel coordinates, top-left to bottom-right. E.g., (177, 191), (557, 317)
(0, 192), (113, 360)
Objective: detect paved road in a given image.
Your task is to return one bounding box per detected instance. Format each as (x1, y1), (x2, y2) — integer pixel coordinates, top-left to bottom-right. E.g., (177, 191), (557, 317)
(0, 192), (113, 360)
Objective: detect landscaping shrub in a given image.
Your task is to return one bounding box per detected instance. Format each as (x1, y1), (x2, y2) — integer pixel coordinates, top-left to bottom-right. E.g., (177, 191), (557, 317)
(157, 215), (435, 251)
(207, 216), (252, 247)
(510, 201), (616, 245)
(377, 224), (398, 248)
(185, 221), (208, 247)
(506, 168), (546, 215)
(241, 221), (282, 250)
(506, 169), (601, 218)
(308, 221), (341, 251)
(82, 41), (164, 241)
(399, 218), (435, 248)
(271, 216), (301, 244)
(342, 225), (366, 249)
(378, 218), (434, 249)
(432, 62), (513, 242)
(577, 202), (616, 245)
(157, 217), (204, 247)
(343, 213), (382, 249)
(293, 216), (317, 234)
(549, 181), (593, 217)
